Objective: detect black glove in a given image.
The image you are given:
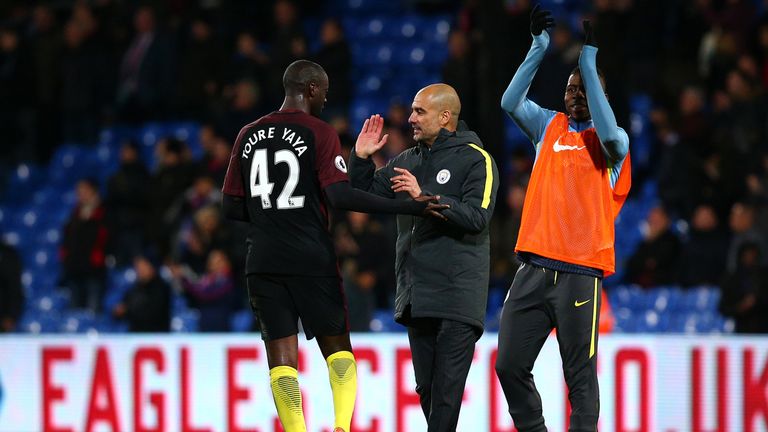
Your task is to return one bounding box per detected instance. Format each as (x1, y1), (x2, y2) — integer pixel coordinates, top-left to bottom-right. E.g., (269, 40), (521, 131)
(530, 4), (554, 36)
(583, 20), (596, 47)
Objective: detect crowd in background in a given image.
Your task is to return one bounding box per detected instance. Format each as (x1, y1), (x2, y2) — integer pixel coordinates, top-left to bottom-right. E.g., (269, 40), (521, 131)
(1, 0), (768, 333)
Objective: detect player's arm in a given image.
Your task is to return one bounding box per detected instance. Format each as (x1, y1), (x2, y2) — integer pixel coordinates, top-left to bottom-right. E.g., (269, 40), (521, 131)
(221, 127), (249, 221)
(500, 5), (558, 146)
(436, 148), (499, 234)
(324, 181), (447, 219)
(222, 194), (248, 221)
(579, 20), (629, 164)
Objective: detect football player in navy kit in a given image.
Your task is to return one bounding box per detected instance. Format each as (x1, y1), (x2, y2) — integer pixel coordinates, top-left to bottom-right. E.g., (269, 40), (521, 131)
(221, 59), (447, 432)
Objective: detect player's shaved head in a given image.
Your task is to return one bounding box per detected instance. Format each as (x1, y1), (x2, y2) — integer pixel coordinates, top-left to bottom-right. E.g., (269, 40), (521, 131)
(283, 59), (327, 96)
(416, 83), (461, 128)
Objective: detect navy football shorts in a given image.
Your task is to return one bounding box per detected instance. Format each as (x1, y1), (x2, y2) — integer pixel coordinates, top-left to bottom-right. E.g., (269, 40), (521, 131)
(247, 274), (349, 341)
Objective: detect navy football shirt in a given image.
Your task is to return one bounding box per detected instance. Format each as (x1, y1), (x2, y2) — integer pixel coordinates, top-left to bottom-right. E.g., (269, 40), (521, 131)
(222, 109), (349, 276)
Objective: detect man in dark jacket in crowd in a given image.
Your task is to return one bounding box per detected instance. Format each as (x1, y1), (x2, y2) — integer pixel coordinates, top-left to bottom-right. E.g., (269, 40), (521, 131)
(349, 83), (499, 431)
(112, 254), (171, 332)
(0, 241), (23, 332)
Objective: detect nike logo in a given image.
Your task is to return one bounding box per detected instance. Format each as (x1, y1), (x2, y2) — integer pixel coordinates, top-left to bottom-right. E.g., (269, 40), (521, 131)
(553, 137), (585, 152)
(574, 299), (591, 307)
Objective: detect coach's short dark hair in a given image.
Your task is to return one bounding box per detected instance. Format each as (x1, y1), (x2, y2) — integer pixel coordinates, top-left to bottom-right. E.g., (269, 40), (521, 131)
(283, 60), (327, 95)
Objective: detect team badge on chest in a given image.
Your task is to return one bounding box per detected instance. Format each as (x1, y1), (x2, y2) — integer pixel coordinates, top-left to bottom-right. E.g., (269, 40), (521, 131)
(436, 169), (451, 184)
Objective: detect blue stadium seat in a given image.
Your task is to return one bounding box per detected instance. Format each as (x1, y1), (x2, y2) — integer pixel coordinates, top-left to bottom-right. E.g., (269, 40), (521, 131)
(327, 0), (400, 16)
(683, 286), (721, 312)
(3, 164), (44, 203)
(350, 98), (390, 131)
(230, 309), (253, 332)
(171, 309), (200, 333)
(420, 16), (452, 44)
(612, 307), (636, 332)
(369, 309), (402, 332)
(353, 17), (388, 39)
(17, 310), (61, 334)
(61, 309), (97, 333)
(353, 42), (395, 66)
(355, 72), (388, 97)
(169, 122), (202, 159)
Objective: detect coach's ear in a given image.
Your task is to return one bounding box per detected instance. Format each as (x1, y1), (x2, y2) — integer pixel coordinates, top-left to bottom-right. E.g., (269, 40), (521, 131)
(222, 194), (248, 221)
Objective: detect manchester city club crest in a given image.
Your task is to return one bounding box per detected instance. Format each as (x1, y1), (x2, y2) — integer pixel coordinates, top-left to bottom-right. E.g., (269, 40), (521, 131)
(436, 169), (451, 184)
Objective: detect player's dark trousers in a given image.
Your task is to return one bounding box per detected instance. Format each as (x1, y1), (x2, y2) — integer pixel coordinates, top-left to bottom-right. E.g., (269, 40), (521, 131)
(495, 263), (601, 432)
(407, 317), (480, 432)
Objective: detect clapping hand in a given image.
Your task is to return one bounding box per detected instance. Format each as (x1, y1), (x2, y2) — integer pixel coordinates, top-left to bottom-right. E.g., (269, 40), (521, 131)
(530, 4), (554, 36)
(355, 114), (388, 158)
(583, 20), (596, 47)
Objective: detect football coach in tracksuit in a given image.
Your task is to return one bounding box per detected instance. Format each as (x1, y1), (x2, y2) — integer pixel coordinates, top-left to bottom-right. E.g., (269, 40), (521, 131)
(349, 83), (499, 432)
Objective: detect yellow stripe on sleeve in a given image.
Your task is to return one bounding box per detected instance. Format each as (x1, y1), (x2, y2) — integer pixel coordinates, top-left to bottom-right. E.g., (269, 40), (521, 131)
(468, 143), (493, 209)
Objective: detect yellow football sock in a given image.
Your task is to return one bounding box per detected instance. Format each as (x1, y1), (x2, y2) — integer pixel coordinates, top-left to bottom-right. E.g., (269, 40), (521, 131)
(269, 366), (306, 432)
(326, 350), (357, 432)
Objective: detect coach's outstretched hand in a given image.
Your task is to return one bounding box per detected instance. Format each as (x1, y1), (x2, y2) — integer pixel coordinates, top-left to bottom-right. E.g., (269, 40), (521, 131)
(530, 4), (554, 36)
(583, 20), (596, 47)
(415, 195), (450, 221)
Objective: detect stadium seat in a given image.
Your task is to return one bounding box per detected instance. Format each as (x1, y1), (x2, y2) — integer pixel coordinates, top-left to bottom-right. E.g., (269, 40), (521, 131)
(420, 16), (452, 44)
(230, 309), (253, 332)
(61, 309), (97, 333)
(369, 309), (402, 332)
(171, 309), (200, 333)
(17, 310), (61, 334)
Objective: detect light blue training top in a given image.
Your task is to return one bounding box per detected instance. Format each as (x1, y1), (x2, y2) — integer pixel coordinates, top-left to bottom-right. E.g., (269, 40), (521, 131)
(500, 31), (629, 188)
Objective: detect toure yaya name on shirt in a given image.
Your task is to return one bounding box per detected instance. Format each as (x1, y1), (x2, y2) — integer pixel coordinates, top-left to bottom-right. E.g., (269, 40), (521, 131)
(241, 126), (308, 159)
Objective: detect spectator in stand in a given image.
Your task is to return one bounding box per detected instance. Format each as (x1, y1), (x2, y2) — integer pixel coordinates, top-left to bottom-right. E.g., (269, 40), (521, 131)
(268, 0), (307, 96)
(719, 242), (768, 333)
(172, 249), (237, 332)
(625, 206), (681, 288)
(0, 24), (34, 164)
(174, 205), (231, 274)
(115, 5), (174, 122)
(228, 31), (272, 105)
(112, 255), (171, 332)
(218, 79), (264, 143)
(727, 201), (767, 272)
(0, 241), (23, 332)
(490, 182), (526, 286)
(169, 174), (222, 231)
(60, 178), (109, 311)
(176, 14), (223, 120)
(30, 4), (62, 162)
(147, 137), (198, 259)
(442, 29), (479, 130)
(313, 18), (351, 118)
(105, 140), (149, 266)
(205, 137), (232, 186)
(60, 18), (107, 144)
(678, 203), (729, 287)
(334, 211), (392, 331)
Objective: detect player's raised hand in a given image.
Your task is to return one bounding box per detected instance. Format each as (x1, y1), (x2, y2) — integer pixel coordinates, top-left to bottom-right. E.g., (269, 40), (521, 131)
(582, 20), (596, 47)
(414, 195), (450, 221)
(354, 114), (389, 158)
(391, 167), (422, 199)
(530, 4), (554, 36)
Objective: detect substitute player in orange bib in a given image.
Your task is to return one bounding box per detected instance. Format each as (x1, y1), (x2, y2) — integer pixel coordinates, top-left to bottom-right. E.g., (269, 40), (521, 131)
(495, 7), (631, 432)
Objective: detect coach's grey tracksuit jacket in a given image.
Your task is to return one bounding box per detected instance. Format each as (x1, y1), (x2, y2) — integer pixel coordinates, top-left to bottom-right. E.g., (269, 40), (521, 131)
(348, 123), (499, 331)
